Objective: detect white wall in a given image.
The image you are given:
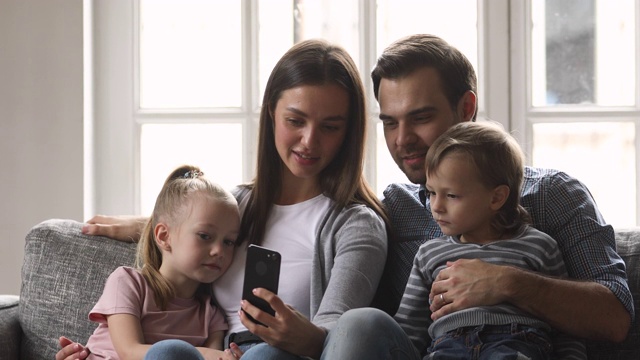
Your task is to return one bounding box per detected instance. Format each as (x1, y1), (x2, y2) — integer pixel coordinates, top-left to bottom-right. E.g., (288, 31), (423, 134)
(0, 0), (84, 294)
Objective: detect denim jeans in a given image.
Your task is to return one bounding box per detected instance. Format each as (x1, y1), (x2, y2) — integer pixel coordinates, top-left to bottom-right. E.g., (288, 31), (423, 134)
(321, 307), (421, 360)
(144, 339), (204, 360)
(241, 342), (303, 360)
(427, 324), (553, 360)
(242, 308), (422, 360)
(143, 338), (265, 359)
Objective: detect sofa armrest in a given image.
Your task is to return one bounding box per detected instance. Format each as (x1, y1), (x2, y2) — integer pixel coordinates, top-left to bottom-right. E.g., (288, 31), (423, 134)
(0, 295), (21, 360)
(20, 219), (137, 360)
(587, 228), (640, 359)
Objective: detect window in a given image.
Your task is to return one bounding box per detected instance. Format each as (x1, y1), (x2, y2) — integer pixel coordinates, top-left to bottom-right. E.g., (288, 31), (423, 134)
(90, 0), (485, 216)
(88, 0), (637, 228)
(511, 0), (637, 228)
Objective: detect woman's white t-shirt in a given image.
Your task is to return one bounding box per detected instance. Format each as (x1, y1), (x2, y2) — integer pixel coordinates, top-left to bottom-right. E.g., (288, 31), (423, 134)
(213, 192), (333, 334)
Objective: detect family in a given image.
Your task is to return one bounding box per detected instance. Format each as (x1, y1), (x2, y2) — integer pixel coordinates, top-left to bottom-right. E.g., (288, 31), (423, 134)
(56, 34), (633, 360)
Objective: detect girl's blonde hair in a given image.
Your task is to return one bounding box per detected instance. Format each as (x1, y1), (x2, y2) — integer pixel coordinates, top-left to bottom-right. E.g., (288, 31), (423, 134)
(136, 164), (237, 310)
(425, 121), (531, 237)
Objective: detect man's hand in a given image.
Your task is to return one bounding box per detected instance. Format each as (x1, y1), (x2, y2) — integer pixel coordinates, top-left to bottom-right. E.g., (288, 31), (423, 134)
(429, 259), (506, 320)
(429, 259), (631, 341)
(56, 336), (89, 360)
(81, 215), (147, 243)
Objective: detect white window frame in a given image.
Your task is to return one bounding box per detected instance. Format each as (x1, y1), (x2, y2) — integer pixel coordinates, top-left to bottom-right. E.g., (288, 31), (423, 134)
(510, 0), (640, 226)
(84, 0), (510, 217)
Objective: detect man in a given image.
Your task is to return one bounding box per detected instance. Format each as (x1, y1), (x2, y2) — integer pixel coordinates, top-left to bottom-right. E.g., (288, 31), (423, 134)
(323, 34), (632, 359)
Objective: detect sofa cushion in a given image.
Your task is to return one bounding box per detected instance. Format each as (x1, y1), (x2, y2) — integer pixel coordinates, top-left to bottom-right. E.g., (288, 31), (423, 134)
(19, 219), (137, 360)
(586, 229), (640, 360)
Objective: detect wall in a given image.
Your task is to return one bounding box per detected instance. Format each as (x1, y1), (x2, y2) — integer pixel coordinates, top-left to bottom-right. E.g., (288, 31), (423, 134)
(0, 0), (84, 294)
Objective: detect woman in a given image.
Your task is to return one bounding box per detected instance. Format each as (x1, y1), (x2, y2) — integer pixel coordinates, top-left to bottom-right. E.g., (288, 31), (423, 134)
(56, 39), (389, 360)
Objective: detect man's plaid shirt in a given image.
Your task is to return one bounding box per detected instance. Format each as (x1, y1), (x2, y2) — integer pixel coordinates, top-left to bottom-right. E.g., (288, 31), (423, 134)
(373, 166), (634, 321)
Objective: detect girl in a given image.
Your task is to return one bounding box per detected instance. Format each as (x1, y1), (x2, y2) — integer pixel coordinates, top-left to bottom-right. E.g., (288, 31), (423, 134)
(83, 165), (240, 360)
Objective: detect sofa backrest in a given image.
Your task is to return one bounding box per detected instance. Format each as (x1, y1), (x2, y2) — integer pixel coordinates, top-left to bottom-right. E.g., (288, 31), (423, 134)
(20, 219), (137, 360)
(17, 219), (640, 360)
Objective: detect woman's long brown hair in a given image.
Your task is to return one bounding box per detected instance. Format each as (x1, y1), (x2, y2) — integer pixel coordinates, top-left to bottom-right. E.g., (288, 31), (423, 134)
(238, 39), (391, 246)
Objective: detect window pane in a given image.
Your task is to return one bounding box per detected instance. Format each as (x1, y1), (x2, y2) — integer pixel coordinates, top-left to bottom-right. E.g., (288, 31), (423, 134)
(375, 0), (477, 195)
(376, 0), (477, 65)
(532, 122), (636, 228)
(531, 0), (635, 107)
(139, 0), (241, 109)
(376, 122), (409, 196)
(140, 123), (243, 215)
(258, 0), (360, 103)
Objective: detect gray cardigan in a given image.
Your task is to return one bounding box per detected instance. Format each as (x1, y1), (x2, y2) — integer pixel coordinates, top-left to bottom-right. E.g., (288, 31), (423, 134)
(233, 187), (388, 331)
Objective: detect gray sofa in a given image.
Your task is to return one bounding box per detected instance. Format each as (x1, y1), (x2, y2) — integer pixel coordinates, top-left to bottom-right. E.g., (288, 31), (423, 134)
(0, 219), (639, 360)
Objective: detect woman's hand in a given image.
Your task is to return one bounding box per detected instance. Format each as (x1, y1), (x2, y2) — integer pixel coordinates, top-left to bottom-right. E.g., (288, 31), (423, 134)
(239, 288), (326, 359)
(56, 336), (89, 360)
(81, 215), (148, 243)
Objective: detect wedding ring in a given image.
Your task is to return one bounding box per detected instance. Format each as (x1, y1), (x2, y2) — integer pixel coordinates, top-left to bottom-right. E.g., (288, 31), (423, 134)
(440, 293), (445, 303)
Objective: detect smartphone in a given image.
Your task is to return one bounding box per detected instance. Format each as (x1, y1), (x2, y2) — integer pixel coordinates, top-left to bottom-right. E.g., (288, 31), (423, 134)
(241, 244), (281, 325)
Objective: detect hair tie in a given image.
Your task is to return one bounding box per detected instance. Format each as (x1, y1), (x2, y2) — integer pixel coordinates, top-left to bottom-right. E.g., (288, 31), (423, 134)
(183, 170), (203, 179)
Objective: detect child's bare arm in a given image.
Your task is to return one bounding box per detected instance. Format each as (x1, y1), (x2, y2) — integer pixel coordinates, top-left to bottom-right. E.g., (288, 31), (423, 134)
(107, 313), (152, 359)
(202, 329), (225, 350)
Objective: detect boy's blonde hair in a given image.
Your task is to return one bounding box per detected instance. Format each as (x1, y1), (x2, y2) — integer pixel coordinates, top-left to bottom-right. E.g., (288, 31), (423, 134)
(425, 121), (531, 236)
(136, 165), (237, 310)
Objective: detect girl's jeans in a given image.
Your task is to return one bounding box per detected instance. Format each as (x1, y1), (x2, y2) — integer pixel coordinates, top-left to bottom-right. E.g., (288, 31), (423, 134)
(143, 339), (261, 360)
(143, 339), (203, 360)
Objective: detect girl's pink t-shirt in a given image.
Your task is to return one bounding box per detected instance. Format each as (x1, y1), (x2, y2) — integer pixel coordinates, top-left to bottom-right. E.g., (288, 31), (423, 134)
(85, 266), (227, 359)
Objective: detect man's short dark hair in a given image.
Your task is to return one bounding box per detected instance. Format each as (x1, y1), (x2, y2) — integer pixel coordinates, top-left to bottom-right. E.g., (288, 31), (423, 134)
(371, 34), (478, 118)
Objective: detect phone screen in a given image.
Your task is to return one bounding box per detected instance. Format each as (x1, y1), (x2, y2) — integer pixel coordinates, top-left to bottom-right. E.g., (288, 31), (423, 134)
(241, 244), (281, 325)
